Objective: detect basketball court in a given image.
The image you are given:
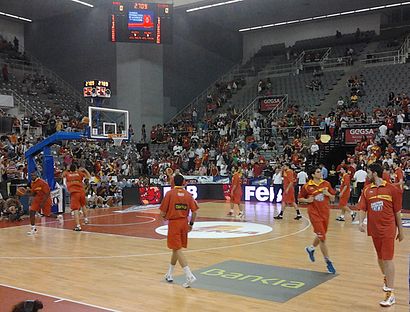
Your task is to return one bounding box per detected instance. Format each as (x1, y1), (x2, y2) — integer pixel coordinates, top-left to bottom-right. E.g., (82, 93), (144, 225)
(0, 201), (409, 311)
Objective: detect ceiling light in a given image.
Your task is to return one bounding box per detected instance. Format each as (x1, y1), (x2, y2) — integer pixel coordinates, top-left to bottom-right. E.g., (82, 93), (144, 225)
(239, 2), (410, 32)
(0, 11), (32, 22)
(70, 0), (94, 8)
(186, 0), (243, 13)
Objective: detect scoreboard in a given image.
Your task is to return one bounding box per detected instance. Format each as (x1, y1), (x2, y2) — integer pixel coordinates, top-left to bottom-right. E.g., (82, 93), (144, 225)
(110, 2), (173, 44)
(83, 80), (111, 98)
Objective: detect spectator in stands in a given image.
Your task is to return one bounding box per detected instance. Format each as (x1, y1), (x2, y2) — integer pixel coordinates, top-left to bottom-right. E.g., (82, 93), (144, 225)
(320, 163), (328, 180)
(2, 63), (8, 82)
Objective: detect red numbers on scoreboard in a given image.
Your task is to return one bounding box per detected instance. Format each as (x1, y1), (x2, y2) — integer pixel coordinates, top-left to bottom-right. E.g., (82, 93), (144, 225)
(134, 3), (148, 10)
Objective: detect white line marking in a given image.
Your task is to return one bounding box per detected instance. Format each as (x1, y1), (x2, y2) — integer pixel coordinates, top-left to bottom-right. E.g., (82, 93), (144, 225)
(0, 217), (311, 260)
(0, 283), (120, 311)
(54, 299), (64, 303)
(86, 216), (156, 227)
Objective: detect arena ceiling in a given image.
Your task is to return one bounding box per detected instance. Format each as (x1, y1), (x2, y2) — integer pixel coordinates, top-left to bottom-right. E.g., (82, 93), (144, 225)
(0, 0), (404, 30)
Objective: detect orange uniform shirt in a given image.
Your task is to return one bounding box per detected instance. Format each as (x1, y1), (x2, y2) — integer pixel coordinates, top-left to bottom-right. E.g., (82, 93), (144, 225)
(340, 173), (351, 197)
(394, 167), (404, 192)
(283, 169), (295, 189)
(382, 171), (391, 183)
(231, 172), (242, 204)
(31, 178), (51, 207)
(63, 170), (85, 193)
(357, 181), (402, 238)
(160, 187), (199, 220)
(299, 179), (336, 222)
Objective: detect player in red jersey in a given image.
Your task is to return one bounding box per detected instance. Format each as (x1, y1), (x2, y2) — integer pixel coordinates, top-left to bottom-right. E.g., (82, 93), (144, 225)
(160, 174), (199, 288)
(26, 171), (63, 235)
(336, 167), (357, 222)
(227, 166), (244, 220)
(358, 163), (404, 307)
(299, 166), (336, 274)
(392, 160), (404, 193)
(274, 163), (301, 220)
(62, 164), (91, 231)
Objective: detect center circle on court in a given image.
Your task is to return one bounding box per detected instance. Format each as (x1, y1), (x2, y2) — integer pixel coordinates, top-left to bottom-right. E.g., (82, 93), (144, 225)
(155, 221), (273, 239)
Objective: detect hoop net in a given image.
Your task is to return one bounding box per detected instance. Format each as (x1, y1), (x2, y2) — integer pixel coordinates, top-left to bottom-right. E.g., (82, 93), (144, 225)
(108, 134), (125, 146)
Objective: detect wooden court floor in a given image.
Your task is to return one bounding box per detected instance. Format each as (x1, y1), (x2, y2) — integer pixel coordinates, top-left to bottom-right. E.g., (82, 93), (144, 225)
(0, 201), (409, 312)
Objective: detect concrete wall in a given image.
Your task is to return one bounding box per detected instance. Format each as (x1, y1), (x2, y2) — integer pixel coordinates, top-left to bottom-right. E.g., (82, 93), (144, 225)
(24, 6), (116, 96)
(163, 11), (242, 119)
(243, 13), (381, 61)
(116, 43), (164, 139)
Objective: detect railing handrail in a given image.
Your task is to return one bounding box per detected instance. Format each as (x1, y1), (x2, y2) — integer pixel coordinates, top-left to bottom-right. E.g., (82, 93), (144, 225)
(0, 87), (37, 115)
(0, 52), (88, 108)
(267, 94), (288, 119)
(167, 63), (241, 123)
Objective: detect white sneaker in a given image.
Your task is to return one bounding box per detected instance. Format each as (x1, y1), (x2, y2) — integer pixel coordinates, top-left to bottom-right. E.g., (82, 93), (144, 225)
(351, 220), (359, 225)
(84, 218), (89, 224)
(182, 275), (197, 288)
(57, 215), (64, 224)
(379, 291), (395, 307)
(27, 228), (37, 235)
(237, 212), (245, 221)
(164, 274), (173, 283)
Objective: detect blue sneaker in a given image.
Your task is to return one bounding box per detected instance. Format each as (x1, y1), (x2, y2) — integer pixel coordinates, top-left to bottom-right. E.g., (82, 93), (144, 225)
(305, 247), (315, 262)
(326, 259), (336, 274)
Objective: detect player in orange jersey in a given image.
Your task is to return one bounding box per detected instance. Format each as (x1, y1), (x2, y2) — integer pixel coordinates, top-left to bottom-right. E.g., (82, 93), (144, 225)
(358, 163), (404, 307)
(299, 166), (336, 274)
(62, 164), (91, 231)
(227, 166), (244, 220)
(336, 167), (357, 222)
(160, 174), (199, 288)
(392, 160), (404, 193)
(26, 171), (63, 235)
(165, 167), (175, 189)
(274, 163), (301, 220)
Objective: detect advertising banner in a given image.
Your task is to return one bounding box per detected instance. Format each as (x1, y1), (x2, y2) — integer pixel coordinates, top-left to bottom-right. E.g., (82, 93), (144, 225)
(344, 126), (378, 145)
(259, 96), (284, 112)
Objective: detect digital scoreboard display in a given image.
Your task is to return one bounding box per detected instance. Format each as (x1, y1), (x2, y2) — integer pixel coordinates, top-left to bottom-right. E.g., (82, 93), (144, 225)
(83, 80), (111, 98)
(111, 2), (173, 44)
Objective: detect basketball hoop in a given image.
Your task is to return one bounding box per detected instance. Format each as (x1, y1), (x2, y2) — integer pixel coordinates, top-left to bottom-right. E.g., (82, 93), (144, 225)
(108, 134), (125, 146)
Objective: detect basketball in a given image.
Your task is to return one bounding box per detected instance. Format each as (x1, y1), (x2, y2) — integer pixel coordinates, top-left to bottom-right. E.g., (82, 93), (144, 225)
(16, 187), (27, 196)
(81, 116), (90, 125)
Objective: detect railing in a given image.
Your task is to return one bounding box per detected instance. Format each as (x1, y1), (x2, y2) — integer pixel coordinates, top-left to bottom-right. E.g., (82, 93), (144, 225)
(359, 50), (402, 65)
(0, 53), (88, 108)
(234, 95), (259, 122)
(267, 94), (288, 119)
(0, 88), (37, 115)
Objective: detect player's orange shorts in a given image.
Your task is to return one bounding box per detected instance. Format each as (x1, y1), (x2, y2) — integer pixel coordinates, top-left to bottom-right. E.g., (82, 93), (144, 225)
(282, 189), (295, 205)
(30, 199), (52, 217)
(70, 191), (86, 211)
(339, 194), (350, 207)
(372, 237), (395, 260)
(310, 219), (328, 241)
(230, 191), (242, 204)
(167, 218), (189, 250)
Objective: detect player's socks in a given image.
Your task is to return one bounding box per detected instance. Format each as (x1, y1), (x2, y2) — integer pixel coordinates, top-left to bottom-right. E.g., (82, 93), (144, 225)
(165, 264), (175, 282)
(182, 267), (197, 288)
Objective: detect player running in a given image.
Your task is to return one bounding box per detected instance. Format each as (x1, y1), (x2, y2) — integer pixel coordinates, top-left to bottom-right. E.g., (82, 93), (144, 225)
(300, 166), (337, 274)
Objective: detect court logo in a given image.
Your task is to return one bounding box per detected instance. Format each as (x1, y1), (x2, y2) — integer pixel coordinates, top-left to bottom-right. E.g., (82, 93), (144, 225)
(155, 221), (272, 239)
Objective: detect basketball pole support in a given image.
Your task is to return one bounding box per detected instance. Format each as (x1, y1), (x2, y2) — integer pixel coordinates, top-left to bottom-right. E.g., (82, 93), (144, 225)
(24, 130), (89, 213)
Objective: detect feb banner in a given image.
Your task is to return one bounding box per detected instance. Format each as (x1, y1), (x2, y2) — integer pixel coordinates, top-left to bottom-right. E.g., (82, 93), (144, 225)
(259, 96), (284, 112)
(344, 126), (378, 145)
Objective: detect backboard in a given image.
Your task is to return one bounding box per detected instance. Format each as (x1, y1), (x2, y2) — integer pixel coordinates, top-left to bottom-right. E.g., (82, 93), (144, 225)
(88, 106), (129, 140)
